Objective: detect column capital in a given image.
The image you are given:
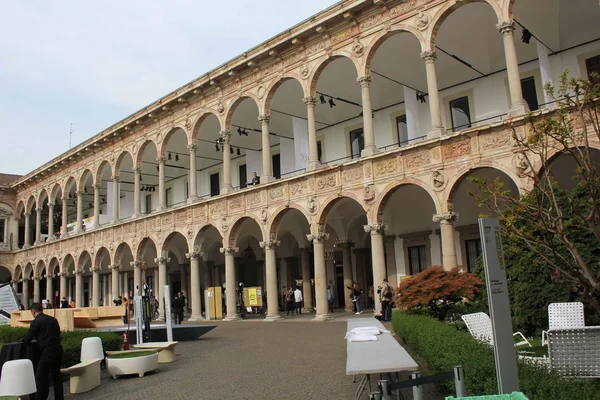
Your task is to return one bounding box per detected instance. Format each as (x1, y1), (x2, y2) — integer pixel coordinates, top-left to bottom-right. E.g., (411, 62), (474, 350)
(45, 273), (55, 279)
(496, 20), (515, 35)
(130, 260), (143, 269)
(36, 207), (43, 213)
(93, 183), (101, 190)
(306, 232), (329, 243)
(420, 50), (437, 63)
(219, 246), (239, 255)
(76, 190), (84, 197)
(111, 175), (120, 182)
(363, 224), (388, 234)
(433, 212), (459, 224)
(90, 265), (102, 273)
(335, 239), (354, 248)
(156, 156), (166, 164)
(154, 256), (171, 264)
(219, 130), (231, 144)
(357, 75), (372, 88)
(24, 212), (31, 217)
(108, 264), (121, 271)
(259, 240), (280, 250)
(57, 271), (68, 277)
(132, 166), (142, 173)
(187, 143), (198, 152)
(48, 202), (55, 208)
(74, 269), (83, 276)
(33, 275), (41, 281)
(185, 251), (204, 259)
(302, 96), (317, 107)
(258, 113), (270, 124)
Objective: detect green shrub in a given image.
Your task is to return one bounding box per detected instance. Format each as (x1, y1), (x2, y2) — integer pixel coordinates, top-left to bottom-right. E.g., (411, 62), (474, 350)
(0, 326), (122, 368)
(392, 311), (600, 400)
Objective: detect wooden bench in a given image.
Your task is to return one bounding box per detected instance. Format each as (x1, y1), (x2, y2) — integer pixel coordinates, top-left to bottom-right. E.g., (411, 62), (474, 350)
(11, 306), (124, 331)
(60, 358), (103, 394)
(132, 342), (178, 363)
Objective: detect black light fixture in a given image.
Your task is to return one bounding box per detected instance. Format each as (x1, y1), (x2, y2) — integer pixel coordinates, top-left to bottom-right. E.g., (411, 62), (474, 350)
(175, 154), (179, 162)
(140, 174), (142, 182)
(319, 95), (326, 104)
(236, 148), (241, 156)
(241, 128), (248, 136)
(328, 97), (336, 108)
(522, 28), (532, 44)
(84, 186), (87, 193)
(416, 91), (426, 103)
(229, 146), (234, 155)
(168, 152), (172, 160)
(237, 127), (243, 135)
(215, 143), (220, 152)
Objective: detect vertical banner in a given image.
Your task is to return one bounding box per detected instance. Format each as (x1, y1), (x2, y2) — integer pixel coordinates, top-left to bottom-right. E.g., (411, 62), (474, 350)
(134, 293), (143, 345)
(164, 285), (173, 342)
(280, 137), (295, 176)
(403, 86), (420, 143)
(478, 218), (520, 394)
(245, 150), (261, 183)
(292, 117), (309, 171)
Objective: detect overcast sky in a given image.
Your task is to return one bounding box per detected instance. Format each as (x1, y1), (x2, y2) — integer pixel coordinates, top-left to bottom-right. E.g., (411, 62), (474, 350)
(0, 0), (339, 175)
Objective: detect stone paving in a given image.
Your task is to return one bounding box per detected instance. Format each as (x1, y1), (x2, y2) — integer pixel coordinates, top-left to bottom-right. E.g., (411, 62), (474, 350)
(54, 311), (443, 400)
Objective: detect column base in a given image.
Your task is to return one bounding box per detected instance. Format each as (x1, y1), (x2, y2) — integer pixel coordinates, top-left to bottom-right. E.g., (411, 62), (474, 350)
(261, 175), (276, 184)
(223, 314), (242, 321)
(302, 307), (314, 314)
(47, 237), (54, 243)
(156, 206), (166, 212)
(312, 313), (334, 321)
(220, 186), (234, 195)
(345, 307), (355, 313)
(187, 196), (199, 204)
(187, 314), (204, 322)
(23, 244), (31, 249)
(110, 219), (120, 225)
(131, 212), (140, 219)
(264, 314), (282, 321)
(34, 241), (40, 246)
(306, 161), (322, 171)
(508, 102), (530, 118)
(427, 127), (445, 139)
(360, 146), (379, 158)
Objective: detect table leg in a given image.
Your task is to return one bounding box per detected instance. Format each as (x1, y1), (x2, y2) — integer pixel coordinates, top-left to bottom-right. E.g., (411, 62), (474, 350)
(355, 374), (370, 400)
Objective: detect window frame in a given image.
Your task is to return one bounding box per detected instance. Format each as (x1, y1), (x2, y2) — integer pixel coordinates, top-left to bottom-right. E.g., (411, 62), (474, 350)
(408, 245), (427, 276)
(521, 76), (539, 111)
(449, 96), (472, 132)
(465, 238), (482, 273)
(396, 114), (408, 146)
(349, 128), (364, 159)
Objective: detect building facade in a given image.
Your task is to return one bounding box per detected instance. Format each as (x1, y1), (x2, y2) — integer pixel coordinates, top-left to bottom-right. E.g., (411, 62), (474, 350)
(1, 0), (599, 321)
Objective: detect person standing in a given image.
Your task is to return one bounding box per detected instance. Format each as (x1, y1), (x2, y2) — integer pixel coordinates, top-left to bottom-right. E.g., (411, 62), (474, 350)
(285, 288), (295, 316)
(327, 286), (335, 313)
(172, 293), (183, 324)
(251, 172), (260, 185)
(179, 291), (187, 318)
(121, 296), (129, 324)
(60, 297), (70, 308)
(377, 279), (393, 322)
(22, 302), (64, 400)
(346, 282), (363, 315)
(293, 286), (303, 315)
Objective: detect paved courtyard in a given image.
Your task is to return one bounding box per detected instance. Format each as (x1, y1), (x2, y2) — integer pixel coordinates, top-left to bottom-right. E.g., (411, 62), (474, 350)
(55, 313), (442, 400)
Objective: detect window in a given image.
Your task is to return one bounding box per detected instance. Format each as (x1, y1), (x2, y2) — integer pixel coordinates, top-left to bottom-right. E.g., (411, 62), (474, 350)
(210, 173), (220, 197)
(465, 239), (482, 273)
(145, 194), (152, 214)
(396, 115), (408, 145)
(349, 128), (364, 159)
(521, 77), (539, 111)
(165, 188), (172, 208)
(586, 55), (600, 83)
(239, 164), (247, 189)
(185, 180), (189, 199)
(272, 154), (281, 179)
(317, 141), (323, 163)
(0, 218), (5, 242)
(449, 97), (471, 131)
(408, 245), (427, 275)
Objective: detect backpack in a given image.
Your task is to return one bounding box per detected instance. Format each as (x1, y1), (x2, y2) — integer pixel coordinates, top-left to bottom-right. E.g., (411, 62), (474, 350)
(382, 284), (392, 299)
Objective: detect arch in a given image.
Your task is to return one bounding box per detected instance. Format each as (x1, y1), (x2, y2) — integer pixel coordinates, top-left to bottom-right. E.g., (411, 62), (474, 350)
(37, 189), (49, 209)
(136, 139), (159, 167)
(532, 143), (600, 177)
(227, 215), (264, 247)
(78, 169), (94, 192)
(224, 95), (262, 128)
(114, 242), (134, 266)
(375, 178), (442, 224)
(48, 257), (60, 275)
(23, 263), (33, 278)
(94, 246), (112, 269)
(135, 237), (158, 262)
(427, 0), (503, 50)
(35, 260), (46, 277)
(191, 110), (223, 143)
(161, 231), (190, 265)
(267, 203), (312, 241)
(64, 176), (77, 194)
(159, 125), (189, 158)
(193, 223), (223, 254)
(308, 52), (362, 94)
(62, 254), (75, 274)
(447, 163), (523, 205)
(263, 75), (306, 112)
(315, 192), (368, 227)
(96, 159), (113, 182)
(13, 265), (22, 281)
(503, 0), (516, 20)
(115, 150), (135, 172)
(25, 195), (36, 213)
(363, 26), (426, 75)
(15, 200), (25, 217)
(77, 251), (92, 272)
(50, 183), (62, 202)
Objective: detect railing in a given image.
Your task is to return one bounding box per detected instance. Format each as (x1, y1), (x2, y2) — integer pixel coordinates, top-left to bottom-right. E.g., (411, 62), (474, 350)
(379, 135), (428, 152)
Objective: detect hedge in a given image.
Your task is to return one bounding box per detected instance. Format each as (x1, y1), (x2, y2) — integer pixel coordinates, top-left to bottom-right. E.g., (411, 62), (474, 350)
(392, 311), (600, 400)
(0, 326), (122, 368)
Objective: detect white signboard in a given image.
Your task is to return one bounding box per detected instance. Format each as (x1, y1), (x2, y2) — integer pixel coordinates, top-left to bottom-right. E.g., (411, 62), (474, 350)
(478, 218), (520, 394)
(134, 295), (143, 345)
(164, 285), (173, 342)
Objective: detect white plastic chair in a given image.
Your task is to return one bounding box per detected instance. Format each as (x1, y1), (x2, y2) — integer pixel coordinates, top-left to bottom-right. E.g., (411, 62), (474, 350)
(80, 336), (104, 361)
(0, 359), (37, 397)
(461, 312), (531, 347)
(541, 302), (585, 346)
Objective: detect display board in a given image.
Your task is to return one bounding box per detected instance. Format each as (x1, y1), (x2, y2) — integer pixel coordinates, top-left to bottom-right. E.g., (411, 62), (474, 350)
(243, 287), (263, 307)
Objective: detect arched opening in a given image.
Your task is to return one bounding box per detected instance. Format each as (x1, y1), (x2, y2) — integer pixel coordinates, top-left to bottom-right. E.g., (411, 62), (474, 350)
(115, 152), (135, 220)
(78, 251), (92, 307)
(63, 177), (77, 236)
(78, 170), (94, 230)
(193, 225), (223, 318)
(542, 148), (600, 192)
(192, 114), (223, 198)
(95, 247), (112, 306)
(162, 232), (190, 306)
(97, 161), (115, 225)
(61, 254), (76, 304)
(22, 263), (33, 309)
(138, 141), (159, 214)
(115, 242), (135, 299)
(162, 128), (191, 208)
(49, 184), (63, 241)
(37, 190), (49, 244)
(227, 98), (263, 187)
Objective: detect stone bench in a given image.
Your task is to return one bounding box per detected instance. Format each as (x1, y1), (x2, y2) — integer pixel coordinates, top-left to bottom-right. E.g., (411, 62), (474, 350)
(132, 342), (178, 363)
(60, 358), (103, 394)
(105, 351), (159, 379)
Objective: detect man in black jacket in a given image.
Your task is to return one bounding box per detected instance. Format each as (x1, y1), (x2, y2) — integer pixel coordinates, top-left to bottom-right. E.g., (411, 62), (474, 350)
(22, 302), (64, 400)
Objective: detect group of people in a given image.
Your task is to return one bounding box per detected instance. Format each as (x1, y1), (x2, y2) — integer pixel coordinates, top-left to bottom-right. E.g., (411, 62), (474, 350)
(347, 279), (394, 321)
(283, 286), (303, 316)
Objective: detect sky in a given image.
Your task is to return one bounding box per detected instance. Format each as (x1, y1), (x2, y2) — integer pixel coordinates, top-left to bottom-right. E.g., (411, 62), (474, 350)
(0, 0), (340, 175)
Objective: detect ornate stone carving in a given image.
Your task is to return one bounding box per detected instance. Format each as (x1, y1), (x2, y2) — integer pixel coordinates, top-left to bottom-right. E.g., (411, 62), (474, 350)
(357, 75), (372, 88)
(363, 185), (375, 203)
(193, 205), (207, 218)
(209, 201), (225, 215)
(496, 20), (515, 35)
(306, 232), (329, 242)
(246, 192), (262, 207)
(290, 180), (308, 196)
(269, 186), (285, 201)
(219, 130), (231, 144)
(259, 240), (280, 249)
(389, 0), (417, 17)
(300, 64), (310, 79)
(415, 12), (430, 30)
(443, 140), (471, 160)
(220, 217), (229, 232)
(185, 118), (192, 131)
(187, 143), (198, 152)
(405, 151), (430, 169)
(229, 197), (243, 211)
(185, 251), (203, 259)
(332, 27), (353, 44)
(420, 50), (437, 63)
(363, 224), (387, 233)
(343, 165), (362, 183)
(431, 170), (447, 191)
(154, 256), (171, 264)
(307, 197), (318, 214)
(217, 101), (225, 114)
(260, 208), (268, 224)
(317, 173), (337, 190)
(351, 38), (364, 57)
(130, 260), (143, 269)
(480, 131), (511, 151)
(373, 158), (396, 177)
(306, 40), (327, 55)
(513, 153), (530, 177)
(432, 212), (459, 224)
(220, 247), (239, 255)
(359, 13), (383, 30)
(161, 214), (173, 227)
(302, 96), (317, 107)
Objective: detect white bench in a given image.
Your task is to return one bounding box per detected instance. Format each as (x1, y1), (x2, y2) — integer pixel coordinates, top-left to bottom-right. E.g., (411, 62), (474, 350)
(346, 318), (419, 400)
(132, 342), (178, 364)
(60, 358), (103, 394)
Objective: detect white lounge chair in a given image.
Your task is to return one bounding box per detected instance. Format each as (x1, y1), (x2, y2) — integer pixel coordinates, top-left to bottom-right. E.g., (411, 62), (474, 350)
(548, 326), (600, 377)
(461, 312), (531, 347)
(61, 358), (103, 394)
(541, 302), (585, 346)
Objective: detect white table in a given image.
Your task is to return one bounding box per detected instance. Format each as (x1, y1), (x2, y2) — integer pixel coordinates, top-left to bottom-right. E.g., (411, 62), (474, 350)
(346, 318), (419, 399)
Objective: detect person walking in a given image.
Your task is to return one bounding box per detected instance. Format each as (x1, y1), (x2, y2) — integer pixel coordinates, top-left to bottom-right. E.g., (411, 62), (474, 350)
(293, 286), (303, 315)
(346, 282), (363, 314)
(22, 302), (64, 400)
(327, 286), (335, 313)
(285, 288), (295, 316)
(377, 279), (394, 322)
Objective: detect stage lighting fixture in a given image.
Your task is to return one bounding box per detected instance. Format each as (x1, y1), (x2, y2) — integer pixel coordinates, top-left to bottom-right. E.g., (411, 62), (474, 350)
(175, 154), (179, 162)
(168, 152), (172, 160)
(522, 28), (532, 44)
(328, 98), (336, 108)
(320, 95), (326, 104)
(236, 148), (241, 156)
(237, 127), (243, 135)
(416, 92), (426, 103)
(230, 146), (234, 154)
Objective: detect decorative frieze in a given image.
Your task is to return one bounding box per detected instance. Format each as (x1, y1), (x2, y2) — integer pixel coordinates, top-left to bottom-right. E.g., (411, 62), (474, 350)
(479, 131), (511, 151)
(443, 140), (472, 160)
(404, 151), (431, 169)
(373, 158), (397, 177)
(316, 173), (337, 190)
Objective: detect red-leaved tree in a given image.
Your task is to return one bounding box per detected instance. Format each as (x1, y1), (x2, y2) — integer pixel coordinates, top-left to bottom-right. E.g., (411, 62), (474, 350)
(395, 266), (483, 321)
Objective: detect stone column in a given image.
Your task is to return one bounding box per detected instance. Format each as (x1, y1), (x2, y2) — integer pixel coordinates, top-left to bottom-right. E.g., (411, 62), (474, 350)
(421, 50), (444, 138)
(102, 276), (108, 306)
(220, 247), (240, 321)
(24, 212), (31, 248)
(433, 212), (459, 270)
(34, 208), (42, 245)
(91, 266), (101, 307)
(258, 114), (274, 182)
(93, 183), (100, 228)
(300, 248), (313, 313)
(109, 265), (120, 301)
(337, 240), (354, 312)
(46, 273), (54, 304)
(61, 197), (69, 238)
(155, 256), (170, 321)
(76, 191), (83, 233)
(498, 20), (529, 116)
(307, 232), (332, 321)
(132, 167), (141, 217)
(358, 76), (378, 157)
(180, 264), (188, 301)
(385, 235), (398, 285)
(12, 280), (18, 295)
(303, 96), (321, 171)
(260, 240), (281, 321)
(47, 203), (55, 241)
(202, 259), (212, 290)
(33, 275), (41, 303)
(186, 251), (203, 321)
(157, 157), (166, 211)
(364, 224), (388, 314)
(220, 130), (233, 194)
(111, 176), (120, 223)
(60, 272), (67, 302)
(21, 278), (29, 309)
(188, 144), (199, 202)
(131, 261), (142, 295)
(75, 269), (83, 308)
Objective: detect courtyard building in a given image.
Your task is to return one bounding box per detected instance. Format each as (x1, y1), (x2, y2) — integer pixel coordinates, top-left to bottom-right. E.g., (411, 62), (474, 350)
(0, 0), (599, 321)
